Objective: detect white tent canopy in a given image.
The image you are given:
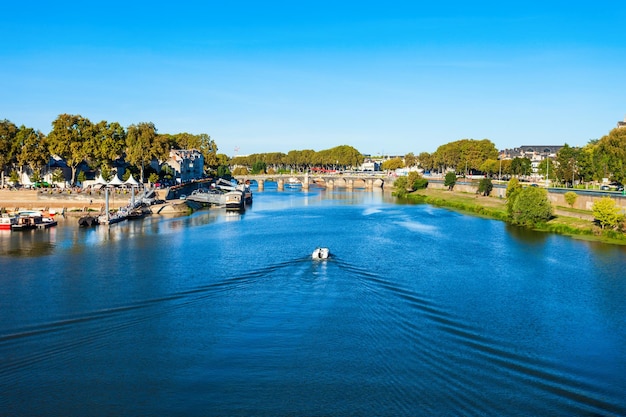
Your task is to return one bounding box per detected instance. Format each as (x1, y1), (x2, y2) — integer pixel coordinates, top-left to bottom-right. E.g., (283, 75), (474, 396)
(124, 174), (140, 186)
(108, 174), (124, 186)
(94, 174), (108, 185)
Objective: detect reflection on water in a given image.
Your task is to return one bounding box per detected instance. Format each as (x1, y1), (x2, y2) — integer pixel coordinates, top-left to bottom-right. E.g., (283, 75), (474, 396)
(1, 189), (625, 416)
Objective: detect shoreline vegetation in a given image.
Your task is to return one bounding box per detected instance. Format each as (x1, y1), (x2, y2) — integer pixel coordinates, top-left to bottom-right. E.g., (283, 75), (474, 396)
(402, 187), (626, 246)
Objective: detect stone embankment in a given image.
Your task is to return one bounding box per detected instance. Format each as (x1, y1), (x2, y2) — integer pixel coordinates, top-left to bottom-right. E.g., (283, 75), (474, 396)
(0, 189), (191, 216)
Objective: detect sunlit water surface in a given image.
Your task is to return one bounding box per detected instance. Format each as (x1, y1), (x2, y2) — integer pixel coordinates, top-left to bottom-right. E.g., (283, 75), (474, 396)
(1, 185), (625, 416)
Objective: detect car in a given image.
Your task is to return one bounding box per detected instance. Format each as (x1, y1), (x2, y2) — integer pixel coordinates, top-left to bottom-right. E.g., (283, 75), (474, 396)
(32, 181), (50, 188)
(530, 183), (539, 187)
(600, 185), (610, 191)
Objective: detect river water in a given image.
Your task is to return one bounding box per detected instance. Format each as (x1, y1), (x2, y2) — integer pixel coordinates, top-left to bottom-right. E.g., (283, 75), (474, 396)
(1, 185), (626, 416)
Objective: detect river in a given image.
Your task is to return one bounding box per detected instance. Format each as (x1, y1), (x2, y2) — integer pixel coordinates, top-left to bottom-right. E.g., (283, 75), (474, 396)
(1, 184), (625, 416)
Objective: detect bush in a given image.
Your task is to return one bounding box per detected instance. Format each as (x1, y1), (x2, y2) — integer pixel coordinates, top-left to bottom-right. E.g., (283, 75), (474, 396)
(444, 172), (456, 190)
(592, 197), (622, 229)
(393, 176), (409, 197)
(477, 178), (493, 196)
(413, 178), (428, 190)
(511, 187), (553, 226)
(564, 191), (577, 208)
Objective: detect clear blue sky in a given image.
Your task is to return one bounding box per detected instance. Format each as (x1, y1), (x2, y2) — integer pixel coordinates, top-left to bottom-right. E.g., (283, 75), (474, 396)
(1, 1), (625, 156)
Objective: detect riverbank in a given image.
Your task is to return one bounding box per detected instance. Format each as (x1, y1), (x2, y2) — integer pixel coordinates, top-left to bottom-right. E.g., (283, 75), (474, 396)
(405, 188), (626, 246)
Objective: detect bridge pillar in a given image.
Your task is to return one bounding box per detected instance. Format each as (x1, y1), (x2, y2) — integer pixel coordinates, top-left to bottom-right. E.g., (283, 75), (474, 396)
(365, 179), (373, 190)
(347, 179), (353, 189)
(277, 179), (284, 190)
(302, 173), (309, 190)
(327, 179), (334, 189)
(257, 179), (264, 191)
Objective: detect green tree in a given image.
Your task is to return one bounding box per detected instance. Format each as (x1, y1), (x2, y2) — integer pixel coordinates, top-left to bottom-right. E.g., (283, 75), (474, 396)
(91, 121), (126, 169)
(433, 138), (498, 172)
(47, 114), (93, 185)
(52, 168), (65, 184)
(251, 160), (267, 174)
(593, 128), (626, 183)
(510, 157), (532, 177)
(555, 144), (581, 185)
(404, 152), (417, 167)
(477, 178), (493, 196)
(592, 197), (623, 229)
(15, 126), (48, 179)
(417, 152), (434, 172)
(126, 122), (157, 183)
(537, 158), (556, 181)
(0, 119), (19, 185)
(564, 191), (577, 208)
(444, 171), (456, 190)
(381, 157), (404, 171)
(511, 187), (553, 226)
(506, 177), (523, 217)
(393, 176), (409, 197)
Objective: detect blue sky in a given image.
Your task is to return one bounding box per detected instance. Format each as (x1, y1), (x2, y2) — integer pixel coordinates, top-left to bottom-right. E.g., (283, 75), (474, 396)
(1, 1), (625, 156)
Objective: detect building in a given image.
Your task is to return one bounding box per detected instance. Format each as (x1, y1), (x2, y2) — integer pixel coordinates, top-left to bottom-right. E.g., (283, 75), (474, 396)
(500, 146), (563, 178)
(618, 115), (626, 128)
(166, 149), (204, 183)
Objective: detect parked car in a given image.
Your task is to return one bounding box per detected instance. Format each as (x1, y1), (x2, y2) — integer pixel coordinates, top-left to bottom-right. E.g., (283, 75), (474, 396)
(600, 185), (610, 191)
(32, 181), (51, 188)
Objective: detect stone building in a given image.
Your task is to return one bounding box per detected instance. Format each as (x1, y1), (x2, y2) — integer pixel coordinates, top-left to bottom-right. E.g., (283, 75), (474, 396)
(167, 149), (204, 183)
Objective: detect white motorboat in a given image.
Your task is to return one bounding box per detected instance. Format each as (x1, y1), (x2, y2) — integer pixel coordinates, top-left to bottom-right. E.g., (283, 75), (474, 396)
(312, 247), (330, 259)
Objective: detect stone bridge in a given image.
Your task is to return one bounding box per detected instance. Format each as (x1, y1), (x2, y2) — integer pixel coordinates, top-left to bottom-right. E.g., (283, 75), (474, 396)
(235, 173), (390, 190)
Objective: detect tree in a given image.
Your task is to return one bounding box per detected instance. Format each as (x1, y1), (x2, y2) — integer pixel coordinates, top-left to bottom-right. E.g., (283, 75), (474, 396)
(404, 152), (417, 168)
(91, 121), (126, 169)
(47, 114), (93, 185)
(510, 157), (532, 177)
(592, 197), (622, 230)
(593, 128), (626, 183)
(506, 177), (523, 217)
(417, 152), (434, 172)
(252, 160), (267, 174)
(444, 172), (456, 190)
(52, 168), (65, 184)
(511, 187), (553, 226)
(393, 176), (409, 197)
(0, 119), (18, 185)
(564, 191), (577, 208)
(555, 144), (581, 185)
(432, 138), (498, 173)
(15, 126), (48, 179)
(537, 158), (556, 181)
(381, 157), (404, 171)
(126, 122), (157, 183)
(477, 178), (493, 196)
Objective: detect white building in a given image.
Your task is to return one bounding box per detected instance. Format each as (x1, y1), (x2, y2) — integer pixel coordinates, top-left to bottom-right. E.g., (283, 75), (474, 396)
(166, 149), (204, 183)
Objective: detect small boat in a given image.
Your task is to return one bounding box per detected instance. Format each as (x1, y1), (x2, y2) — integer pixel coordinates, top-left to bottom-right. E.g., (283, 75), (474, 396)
(78, 215), (100, 227)
(126, 207), (151, 220)
(312, 247), (330, 260)
(0, 214), (17, 231)
(11, 211), (57, 231)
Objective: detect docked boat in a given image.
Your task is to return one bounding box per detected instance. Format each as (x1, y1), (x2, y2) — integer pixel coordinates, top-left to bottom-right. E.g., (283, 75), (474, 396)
(126, 206), (151, 220)
(11, 211), (57, 231)
(312, 247), (330, 260)
(78, 215), (100, 227)
(224, 190), (245, 211)
(98, 210), (127, 225)
(0, 214), (17, 231)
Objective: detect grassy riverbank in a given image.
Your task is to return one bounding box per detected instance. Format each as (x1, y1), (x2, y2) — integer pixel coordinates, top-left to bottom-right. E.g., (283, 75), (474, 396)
(404, 188), (626, 246)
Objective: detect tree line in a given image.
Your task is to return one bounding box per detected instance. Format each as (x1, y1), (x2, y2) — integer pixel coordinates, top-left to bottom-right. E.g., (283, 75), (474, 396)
(229, 145), (365, 175)
(3, 113), (625, 187)
(0, 114), (219, 185)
